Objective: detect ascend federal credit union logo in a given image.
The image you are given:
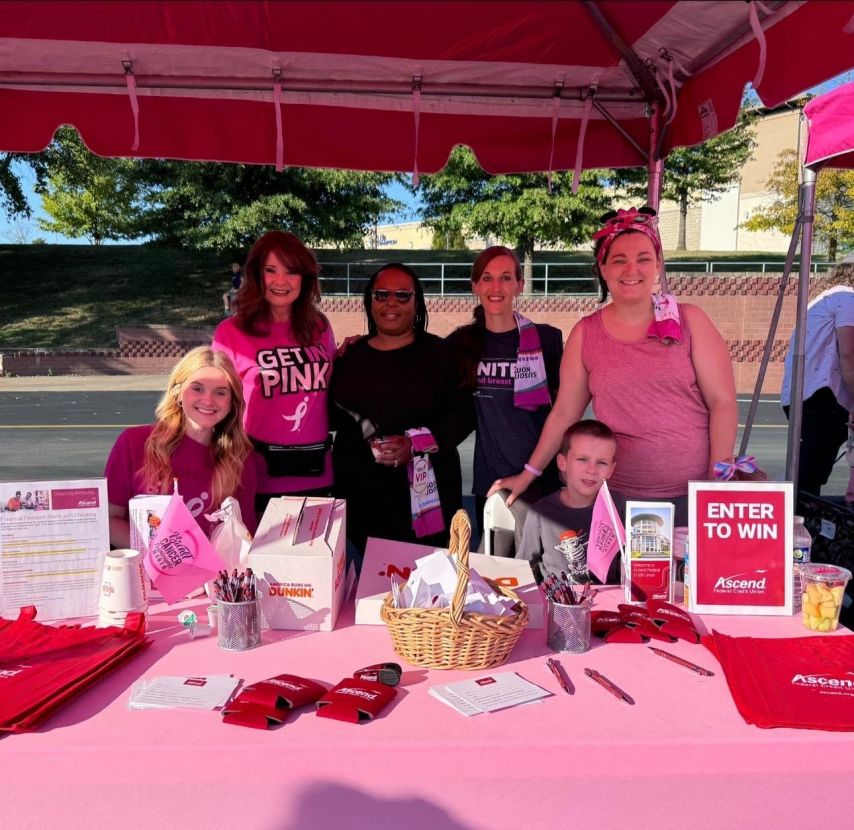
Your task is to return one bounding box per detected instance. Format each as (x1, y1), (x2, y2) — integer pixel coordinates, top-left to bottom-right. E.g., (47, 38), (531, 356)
(712, 569), (768, 595)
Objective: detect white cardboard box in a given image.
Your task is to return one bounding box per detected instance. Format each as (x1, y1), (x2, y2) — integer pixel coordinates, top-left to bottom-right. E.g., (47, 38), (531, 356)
(356, 537), (543, 628)
(248, 496), (346, 632)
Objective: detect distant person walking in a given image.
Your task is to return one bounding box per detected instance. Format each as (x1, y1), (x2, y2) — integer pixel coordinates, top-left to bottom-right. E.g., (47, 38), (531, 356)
(223, 261), (243, 316)
(781, 263), (854, 496)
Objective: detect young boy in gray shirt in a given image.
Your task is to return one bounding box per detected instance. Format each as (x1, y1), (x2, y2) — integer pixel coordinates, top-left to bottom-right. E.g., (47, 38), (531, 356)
(518, 420), (625, 584)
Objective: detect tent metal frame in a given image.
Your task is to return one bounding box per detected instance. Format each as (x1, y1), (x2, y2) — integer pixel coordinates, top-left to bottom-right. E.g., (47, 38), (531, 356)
(739, 160), (820, 486)
(5, 0), (817, 483)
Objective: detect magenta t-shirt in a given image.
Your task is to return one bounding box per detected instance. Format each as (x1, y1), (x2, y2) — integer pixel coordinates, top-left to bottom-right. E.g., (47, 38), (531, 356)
(581, 306), (710, 499)
(104, 424), (260, 535)
(212, 316), (336, 494)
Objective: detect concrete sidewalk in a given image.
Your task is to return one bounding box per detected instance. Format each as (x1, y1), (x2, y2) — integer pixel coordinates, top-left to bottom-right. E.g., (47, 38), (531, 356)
(0, 374), (169, 392)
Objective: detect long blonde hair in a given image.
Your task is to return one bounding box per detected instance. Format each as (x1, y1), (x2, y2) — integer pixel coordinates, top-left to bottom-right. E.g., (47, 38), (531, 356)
(141, 347), (253, 507)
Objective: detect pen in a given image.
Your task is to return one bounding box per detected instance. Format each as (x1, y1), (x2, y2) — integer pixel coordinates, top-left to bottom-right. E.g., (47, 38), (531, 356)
(546, 658), (574, 694)
(647, 647), (714, 676)
(584, 668), (634, 705)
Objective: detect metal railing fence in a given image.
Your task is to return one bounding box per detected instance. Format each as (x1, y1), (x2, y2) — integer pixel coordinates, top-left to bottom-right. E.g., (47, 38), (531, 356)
(317, 260), (833, 296)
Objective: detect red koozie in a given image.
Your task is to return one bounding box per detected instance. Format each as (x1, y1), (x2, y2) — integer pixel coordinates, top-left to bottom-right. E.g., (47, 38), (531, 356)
(222, 702), (289, 730)
(604, 626), (645, 644)
(629, 619), (675, 643)
(646, 599), (695, 629)
(661, 621), (701, 643)
(316, 678), (397, 723)
(706, 631), (854, 731)
(237, 674), (327, 711)
(618, 604), (653, 625)
(591, 610), (623, 635)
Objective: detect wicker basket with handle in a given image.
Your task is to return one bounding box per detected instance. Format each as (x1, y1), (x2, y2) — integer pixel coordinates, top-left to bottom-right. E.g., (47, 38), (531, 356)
(380, 509), (528, 670)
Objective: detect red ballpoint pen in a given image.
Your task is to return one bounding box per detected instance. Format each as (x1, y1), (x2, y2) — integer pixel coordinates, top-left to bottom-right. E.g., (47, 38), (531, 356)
(546, 658), (574, 694)
(648, 646), (715, 676)
(584, 668), (634, 705)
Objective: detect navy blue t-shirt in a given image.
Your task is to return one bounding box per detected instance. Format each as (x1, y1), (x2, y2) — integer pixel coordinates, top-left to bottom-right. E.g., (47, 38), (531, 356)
(464, 324), (563, 496)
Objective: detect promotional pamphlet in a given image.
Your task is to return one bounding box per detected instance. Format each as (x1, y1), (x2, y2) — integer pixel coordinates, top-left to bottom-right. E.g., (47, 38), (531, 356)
(429, 671), (551, 716)
(0, 478), (109, 620)
(688, 481), (793, 615)
(625, 501), (674, 603)
(129, 674), (241, 710)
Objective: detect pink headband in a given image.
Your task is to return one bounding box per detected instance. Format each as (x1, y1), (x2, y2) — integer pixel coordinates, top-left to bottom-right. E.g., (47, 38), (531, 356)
(592, 208), (662, 264)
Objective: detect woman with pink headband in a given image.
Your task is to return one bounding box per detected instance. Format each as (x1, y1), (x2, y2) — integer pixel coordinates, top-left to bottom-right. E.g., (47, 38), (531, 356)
(491, 207), (737, 525)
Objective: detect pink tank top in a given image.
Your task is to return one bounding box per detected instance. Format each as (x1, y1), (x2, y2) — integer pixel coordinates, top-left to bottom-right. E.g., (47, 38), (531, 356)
(581, 307), (709, 498)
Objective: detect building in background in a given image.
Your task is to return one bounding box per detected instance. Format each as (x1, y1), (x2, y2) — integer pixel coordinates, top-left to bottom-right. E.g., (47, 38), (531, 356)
(368, 103), (806, 254)
(669, 102), (804, 253)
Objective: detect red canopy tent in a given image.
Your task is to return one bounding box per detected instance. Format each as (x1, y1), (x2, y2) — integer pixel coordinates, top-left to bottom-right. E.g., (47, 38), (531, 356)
(2, 0), (854, 483)
(2, 0), (854, 195)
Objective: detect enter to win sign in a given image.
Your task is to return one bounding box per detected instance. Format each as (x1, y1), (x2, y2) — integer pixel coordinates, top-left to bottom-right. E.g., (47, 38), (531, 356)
(688, 482), (794, 616)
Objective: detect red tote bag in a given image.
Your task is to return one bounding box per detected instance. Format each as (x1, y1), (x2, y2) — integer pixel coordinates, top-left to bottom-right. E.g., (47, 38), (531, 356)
(706, 631), (854, 731)
(0, 606), (151, 733)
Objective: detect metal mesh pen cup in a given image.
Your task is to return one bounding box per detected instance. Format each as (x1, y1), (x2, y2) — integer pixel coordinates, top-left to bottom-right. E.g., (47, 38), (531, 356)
(216, 599), (261, 651)
(547, 600), (592, 654)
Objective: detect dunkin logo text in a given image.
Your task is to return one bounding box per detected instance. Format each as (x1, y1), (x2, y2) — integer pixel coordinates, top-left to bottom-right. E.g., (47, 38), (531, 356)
(151, 531), (192, 571)
(269, 581), (313, 598)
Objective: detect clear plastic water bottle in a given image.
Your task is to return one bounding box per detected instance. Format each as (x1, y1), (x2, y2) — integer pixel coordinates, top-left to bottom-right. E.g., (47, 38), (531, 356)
(792, 515), (812, 614)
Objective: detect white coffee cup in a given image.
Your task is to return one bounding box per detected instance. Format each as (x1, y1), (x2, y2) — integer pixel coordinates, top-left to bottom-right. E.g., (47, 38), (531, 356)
(98, 548), (148, 627)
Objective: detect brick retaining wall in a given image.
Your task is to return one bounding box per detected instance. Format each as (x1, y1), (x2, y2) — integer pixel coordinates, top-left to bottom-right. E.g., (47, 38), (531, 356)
(0, 273), (819, 395)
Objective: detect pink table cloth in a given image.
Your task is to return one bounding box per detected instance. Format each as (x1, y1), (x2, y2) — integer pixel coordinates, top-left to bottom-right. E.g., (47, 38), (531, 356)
(2, 586), (853, 830)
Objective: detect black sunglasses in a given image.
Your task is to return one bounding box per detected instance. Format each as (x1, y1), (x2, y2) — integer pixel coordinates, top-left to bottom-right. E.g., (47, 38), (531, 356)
(371, 289), (414, 303)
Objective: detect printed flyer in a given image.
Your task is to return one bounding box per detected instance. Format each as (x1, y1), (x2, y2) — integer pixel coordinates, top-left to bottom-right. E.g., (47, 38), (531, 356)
(625, 501), (674, 603)
(688, 481), (793, 615)
(0, 479), (109, 620)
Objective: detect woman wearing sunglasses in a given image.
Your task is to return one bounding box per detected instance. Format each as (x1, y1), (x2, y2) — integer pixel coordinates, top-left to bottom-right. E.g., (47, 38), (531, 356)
(212, 231), (336, 511)
(330, 263), (469, 555)
(445, 246), (564, 543)
(491, 207), (737, 525)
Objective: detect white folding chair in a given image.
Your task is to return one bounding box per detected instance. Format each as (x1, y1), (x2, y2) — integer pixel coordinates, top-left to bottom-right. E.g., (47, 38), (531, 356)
(483, 490), (516, 555)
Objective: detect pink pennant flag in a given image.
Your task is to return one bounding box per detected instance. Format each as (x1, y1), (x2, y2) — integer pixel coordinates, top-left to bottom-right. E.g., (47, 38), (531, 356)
(143, 492), (226, 604)
(586, 481), (626, 583)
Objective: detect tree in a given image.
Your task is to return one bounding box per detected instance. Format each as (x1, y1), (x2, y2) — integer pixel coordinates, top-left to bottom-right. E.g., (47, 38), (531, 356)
(430, 222), (467, 250)
(2, 216), (34, 244)
(742, 148), (854, 262)
(0, 154), (30, 219)
(135, 161), (401, 252)
(418, 146), (612, 278)
(30, 127), (148, 244)
(612, 110), (756, 250)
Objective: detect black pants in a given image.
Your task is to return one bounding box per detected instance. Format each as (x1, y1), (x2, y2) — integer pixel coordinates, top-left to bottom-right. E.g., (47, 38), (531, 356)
(784, 386), (849, 496)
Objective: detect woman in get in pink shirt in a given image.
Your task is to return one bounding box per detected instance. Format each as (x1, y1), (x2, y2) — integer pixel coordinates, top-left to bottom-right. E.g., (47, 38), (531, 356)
(213, 231), (336, 510)
(492, 207), (737, 525)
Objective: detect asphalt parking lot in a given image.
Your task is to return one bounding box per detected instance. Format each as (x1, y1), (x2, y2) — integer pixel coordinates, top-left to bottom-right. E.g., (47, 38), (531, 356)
(0, 376), (848, 498)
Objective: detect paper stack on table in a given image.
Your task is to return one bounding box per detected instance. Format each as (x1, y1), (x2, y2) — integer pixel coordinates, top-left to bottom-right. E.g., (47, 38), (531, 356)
(429, 672), (551, 717)
(394, 550), (519, 616)
(129, 674), (241, 711)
